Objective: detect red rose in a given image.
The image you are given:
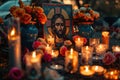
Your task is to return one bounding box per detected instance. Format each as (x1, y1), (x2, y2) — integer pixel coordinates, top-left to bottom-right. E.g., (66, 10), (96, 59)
(43, 51), (52, 62)
(102, 52), (116, 65)
(32, 41), (41, 49)
(8, 67), (23, 80)
(114, 52), (120, 59)
(60, 46), (67, 56)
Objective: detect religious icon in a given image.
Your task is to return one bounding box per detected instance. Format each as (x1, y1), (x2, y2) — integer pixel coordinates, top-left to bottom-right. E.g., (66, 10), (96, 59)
(42, 3), (73, 47)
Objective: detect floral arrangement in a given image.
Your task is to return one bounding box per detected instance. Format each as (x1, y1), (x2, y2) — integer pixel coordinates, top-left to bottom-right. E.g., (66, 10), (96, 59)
(9, 0), (47, 25)
(32, 38), (52, 62)
(73, 4), (100, 24)
(102, 51), (120, 69)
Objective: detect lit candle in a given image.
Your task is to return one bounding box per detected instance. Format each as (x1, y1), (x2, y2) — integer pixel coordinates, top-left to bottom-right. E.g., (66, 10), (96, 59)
(81, 46), (93, 65)
(75, 37), (84, 51)
(102, 31), (109, 49)
(25, 51), (42, 79)
(91, 65), (105, 75)
(89, 38), (100, 47)
(65, 48), (78, 73)
(47, 35), (55, 47)
(104, 69), (119, 80)
(8, 17), (21, 69)
(51, 50), (59, 58)
(112, 45), (120, 53)
(95, 44), (107, 55)
(80, 65), (95, 76)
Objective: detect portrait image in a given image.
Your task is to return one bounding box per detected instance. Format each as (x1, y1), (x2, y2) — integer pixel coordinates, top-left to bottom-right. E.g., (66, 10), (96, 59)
(42, 3), (73, 46)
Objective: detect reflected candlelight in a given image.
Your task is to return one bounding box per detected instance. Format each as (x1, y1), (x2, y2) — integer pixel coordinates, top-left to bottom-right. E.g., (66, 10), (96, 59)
(50, 64), (63, 70)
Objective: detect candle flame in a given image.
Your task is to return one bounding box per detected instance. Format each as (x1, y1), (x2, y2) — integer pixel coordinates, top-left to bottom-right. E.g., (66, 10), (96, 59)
(52, 50), (54, 55)
(85, 66), (89, 72)
(110, 71), (114, 75)
(32, 51), (36, 58)
(102, 31), (109, 37)
(10, 27), (16, 36)
(70, 48), (73, 55)
(95, 66), (98, 70)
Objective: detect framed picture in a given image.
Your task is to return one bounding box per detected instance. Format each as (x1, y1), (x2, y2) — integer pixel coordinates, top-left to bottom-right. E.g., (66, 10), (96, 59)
(42, 3), (73, 46)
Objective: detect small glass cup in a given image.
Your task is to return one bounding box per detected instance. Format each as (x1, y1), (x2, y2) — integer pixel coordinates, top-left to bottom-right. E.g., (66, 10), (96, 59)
(81, 46), (93, 65)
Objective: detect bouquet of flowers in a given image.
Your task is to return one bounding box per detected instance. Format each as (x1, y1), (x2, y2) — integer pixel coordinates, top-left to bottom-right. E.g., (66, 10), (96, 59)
(73, 4), (100, 24)
(9, 0), (47, 25)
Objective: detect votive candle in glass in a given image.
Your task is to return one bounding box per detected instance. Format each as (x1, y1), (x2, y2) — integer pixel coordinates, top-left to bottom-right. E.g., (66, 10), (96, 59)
(102, 31), (109, 49)
(81, 46), (93, 65)
(75, 37), (84, 51)
(112, 45), (120, 53)
(89, 38), (100, 47)
(95, 44), (108, 57)
(25, 51), (42, 79)
(65, 48), (78, 73)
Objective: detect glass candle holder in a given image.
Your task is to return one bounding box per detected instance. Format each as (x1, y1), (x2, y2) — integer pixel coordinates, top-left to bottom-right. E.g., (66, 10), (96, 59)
(112, 45), (120, 53)
(65, 48), (78, 73)
(81, 46), (93, 65)
(89, 38), (100, 48)
(7, 17), (21, 69)
(95, 44), (108, 60)
(102, 31), (109, 49)
(25, 51), (42, 79)
(74, 37), (84, 51)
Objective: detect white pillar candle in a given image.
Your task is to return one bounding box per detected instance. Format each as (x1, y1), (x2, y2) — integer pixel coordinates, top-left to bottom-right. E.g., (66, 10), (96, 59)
(8, 17), (21, 69)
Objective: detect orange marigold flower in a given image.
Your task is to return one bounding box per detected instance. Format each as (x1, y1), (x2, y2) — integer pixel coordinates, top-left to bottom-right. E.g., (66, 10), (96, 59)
(24, 5), (32, 14)
(13, 8), (25, 17)
(9, 6), (19, 14)
(34, 7), (44, 14)
(21, 13), (32, 24)
(37, 13), (47, 24)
